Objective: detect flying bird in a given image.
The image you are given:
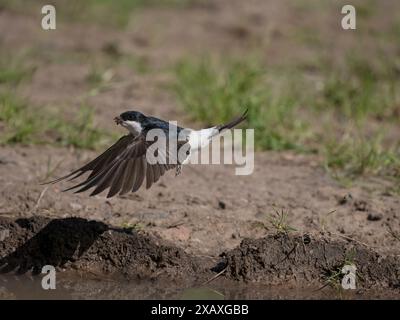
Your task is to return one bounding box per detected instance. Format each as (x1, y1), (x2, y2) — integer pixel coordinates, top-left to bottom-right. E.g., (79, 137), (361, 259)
(45, 109), (248, 198)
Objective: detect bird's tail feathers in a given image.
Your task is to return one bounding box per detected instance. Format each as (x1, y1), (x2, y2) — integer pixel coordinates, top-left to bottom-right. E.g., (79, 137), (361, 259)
(216, 108), (248, 133)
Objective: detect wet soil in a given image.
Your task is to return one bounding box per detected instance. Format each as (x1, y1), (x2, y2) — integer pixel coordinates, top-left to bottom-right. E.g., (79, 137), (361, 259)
(0, 216), (399, 299)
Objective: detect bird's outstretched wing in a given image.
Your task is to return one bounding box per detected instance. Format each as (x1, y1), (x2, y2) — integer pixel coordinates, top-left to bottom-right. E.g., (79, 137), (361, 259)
(44, 133), (188, 198)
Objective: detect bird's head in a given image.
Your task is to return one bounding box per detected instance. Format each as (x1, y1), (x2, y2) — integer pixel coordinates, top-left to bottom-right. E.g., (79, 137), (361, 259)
(114, 111), (145, 135)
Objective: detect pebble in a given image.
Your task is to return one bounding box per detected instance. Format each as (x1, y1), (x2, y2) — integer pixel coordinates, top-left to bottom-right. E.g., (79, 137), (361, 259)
(69, 202), (83, 211)
(0, 229), (10, 242)
(367, 213), (383, 221)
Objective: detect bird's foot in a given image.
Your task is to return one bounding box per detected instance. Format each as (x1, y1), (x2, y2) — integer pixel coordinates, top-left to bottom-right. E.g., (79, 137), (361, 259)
(175, 165), (182, 176)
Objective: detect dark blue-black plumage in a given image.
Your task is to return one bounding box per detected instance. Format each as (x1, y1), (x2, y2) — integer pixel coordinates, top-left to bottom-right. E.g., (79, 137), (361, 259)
(120, 111), (185, 133)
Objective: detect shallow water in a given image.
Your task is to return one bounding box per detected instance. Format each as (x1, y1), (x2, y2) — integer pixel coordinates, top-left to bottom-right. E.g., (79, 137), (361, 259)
(0, 272), (395, 300)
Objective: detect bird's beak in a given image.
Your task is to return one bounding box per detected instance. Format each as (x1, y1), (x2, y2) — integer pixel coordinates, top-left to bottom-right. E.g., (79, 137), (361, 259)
(114, 116), (123, 125)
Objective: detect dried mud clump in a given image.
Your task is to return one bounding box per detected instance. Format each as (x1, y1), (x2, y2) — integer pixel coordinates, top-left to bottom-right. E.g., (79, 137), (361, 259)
(0, 216), (198, 280)
(221, 234), (400, 289)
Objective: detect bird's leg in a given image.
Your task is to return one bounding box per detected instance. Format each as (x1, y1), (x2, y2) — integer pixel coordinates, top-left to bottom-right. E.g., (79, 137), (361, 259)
(175, 165), (182, 176)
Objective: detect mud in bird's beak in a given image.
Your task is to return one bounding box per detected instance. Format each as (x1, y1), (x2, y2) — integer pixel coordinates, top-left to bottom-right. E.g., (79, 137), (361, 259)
(114, 116), (123, 125)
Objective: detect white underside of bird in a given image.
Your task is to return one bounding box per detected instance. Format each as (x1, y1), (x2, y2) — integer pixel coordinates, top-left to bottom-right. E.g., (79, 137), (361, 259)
(123, 119), (219, 164)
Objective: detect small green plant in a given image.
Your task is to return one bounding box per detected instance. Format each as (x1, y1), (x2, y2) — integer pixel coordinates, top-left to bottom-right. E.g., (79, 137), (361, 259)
(121, 221), (145, 231)
(324, 268), (344, 291)
(323, 248), (358, 291)
(267, 208), (297, 234)
(321, 248), (362, 295)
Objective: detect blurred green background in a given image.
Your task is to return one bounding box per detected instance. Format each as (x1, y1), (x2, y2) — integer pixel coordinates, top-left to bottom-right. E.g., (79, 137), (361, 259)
(0, 0), (399, 188)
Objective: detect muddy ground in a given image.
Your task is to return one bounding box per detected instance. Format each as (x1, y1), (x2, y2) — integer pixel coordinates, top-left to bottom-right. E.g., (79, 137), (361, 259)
(0, 216), (399, 299)
(0, 0), (400, 299)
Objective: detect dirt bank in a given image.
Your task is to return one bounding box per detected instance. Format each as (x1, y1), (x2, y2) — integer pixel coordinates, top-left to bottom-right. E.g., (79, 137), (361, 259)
(1, 216), (399, 296)
(222, 234), (400, 289)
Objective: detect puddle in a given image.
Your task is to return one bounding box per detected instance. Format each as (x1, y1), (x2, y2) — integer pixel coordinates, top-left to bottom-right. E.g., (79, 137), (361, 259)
(0, 273), (395, 300)
(180, 287), (225, 300)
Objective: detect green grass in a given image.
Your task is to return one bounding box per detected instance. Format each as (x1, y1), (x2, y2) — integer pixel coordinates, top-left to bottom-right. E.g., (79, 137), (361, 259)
(267, 209), (297, 235)
(74, 0), (192, 27)
(173, 55), (400, 184)
(123, 55), (151, 74)
(0, 53), (36, 86)
(0, 94), (40, 144)
(324, 134), (400, 181)
(85, 65), (115, 96)
(174, 58), (310, 151)
(1, 0), (193, 28)
(323, 248), (358, 292)
(49, 106), (105, 149)
(0, 93), (105, 149)
(316, 55), (400, 120)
